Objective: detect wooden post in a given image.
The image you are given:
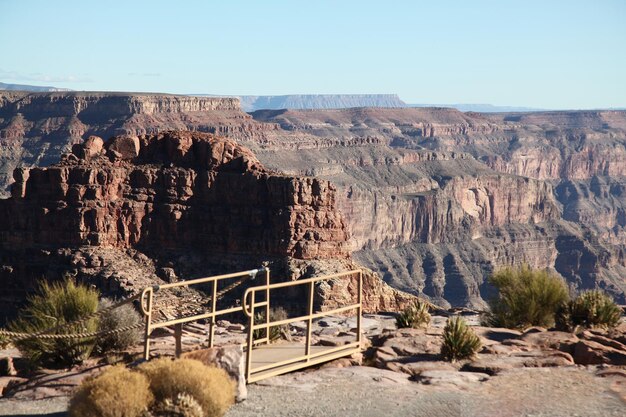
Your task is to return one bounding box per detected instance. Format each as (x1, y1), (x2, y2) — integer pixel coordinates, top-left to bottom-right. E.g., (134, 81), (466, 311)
(305, 280), (314, 360)
(357, 270), (363, 346)
(142, 288), (153, 361)
(174, 323), (183, 358)
(208, 280), (217, 348)
(245, 290), (255, 382)
(264, 267), (270, 345)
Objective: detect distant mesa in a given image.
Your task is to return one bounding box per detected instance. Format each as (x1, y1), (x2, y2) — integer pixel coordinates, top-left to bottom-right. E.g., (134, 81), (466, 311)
(0, 81), (73, 92)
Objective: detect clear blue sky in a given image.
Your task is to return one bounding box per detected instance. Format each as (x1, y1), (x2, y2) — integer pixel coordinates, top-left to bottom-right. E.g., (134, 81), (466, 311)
(1, 0), (625, 109)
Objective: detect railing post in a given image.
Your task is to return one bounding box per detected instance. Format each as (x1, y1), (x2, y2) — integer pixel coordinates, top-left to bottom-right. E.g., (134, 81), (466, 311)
(175, 323), (183, 357)
(264, 267), (271, 345)
(208, 279), (217, 348)
(245, 290), (255, 382)
(305, 280), (314, 360)
(142, 288), (153, 361)
(357, 270), (363, 346)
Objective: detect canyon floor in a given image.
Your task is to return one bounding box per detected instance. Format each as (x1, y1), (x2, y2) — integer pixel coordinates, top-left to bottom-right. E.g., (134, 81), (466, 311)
(1, 313), (625, 416)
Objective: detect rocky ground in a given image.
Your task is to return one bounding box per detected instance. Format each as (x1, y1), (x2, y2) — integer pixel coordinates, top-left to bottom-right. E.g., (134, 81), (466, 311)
(1, 313), (625, 416)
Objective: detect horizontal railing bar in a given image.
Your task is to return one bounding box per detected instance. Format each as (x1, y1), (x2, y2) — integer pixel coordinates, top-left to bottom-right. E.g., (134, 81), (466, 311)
(249, 270), (360, 292)
(151, 306), (244, 329)
(249, 342), (360, 374)
(158, 267), (267, 290)
(250, 304), (360, 330)
(247, 347), (361, 383)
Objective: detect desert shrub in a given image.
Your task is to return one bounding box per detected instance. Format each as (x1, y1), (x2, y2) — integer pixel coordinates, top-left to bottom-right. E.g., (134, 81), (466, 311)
(96, 298), (143, 354)
(68, 365), (153, 417)
(487, 265), (569, 329)
(440, 316), (481, 362)
(396, 300), (431, 329)
(139, 358), (235, 417)
(152, 393), (204, 417)
(10, 278), (99, 366)
(556, 290), (622, 331)
(253, 307), (289, 342)
(0, 334), (8, 349)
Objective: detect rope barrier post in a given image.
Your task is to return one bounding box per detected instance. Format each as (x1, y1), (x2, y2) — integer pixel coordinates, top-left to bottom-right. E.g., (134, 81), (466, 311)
(174, 323), (183, 358)
(141, 287), (154, 361)
(305, 280), (314, 361)
(245, 290), (255, 383)
(264, 267), (270, 345)
(208, 278), (217, 348)
(357, 270), (363, 346)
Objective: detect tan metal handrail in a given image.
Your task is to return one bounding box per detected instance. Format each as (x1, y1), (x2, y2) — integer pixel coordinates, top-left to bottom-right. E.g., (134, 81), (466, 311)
(241, 269), (363, 383)
(140, 267), (270, 360)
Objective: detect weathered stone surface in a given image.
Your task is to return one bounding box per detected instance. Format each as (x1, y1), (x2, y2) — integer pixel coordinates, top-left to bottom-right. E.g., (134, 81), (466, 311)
(106, 135), (140, 160)
(182, 345), (247, 402)
(462, 351), (575, 375)
(416, 370), (490, 388)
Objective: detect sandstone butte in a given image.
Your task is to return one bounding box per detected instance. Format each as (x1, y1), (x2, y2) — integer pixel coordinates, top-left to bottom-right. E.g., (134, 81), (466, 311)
(0, 130), (415, 319)
(1, 91), (626, 311)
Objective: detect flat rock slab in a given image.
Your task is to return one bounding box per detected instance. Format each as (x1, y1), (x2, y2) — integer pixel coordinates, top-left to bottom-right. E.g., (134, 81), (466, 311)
(463, 351), (574, 375)
(417, 370), (490, 388)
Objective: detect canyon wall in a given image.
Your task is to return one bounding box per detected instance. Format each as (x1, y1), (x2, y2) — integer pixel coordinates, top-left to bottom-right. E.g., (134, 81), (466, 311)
(2, 92), (626, 307)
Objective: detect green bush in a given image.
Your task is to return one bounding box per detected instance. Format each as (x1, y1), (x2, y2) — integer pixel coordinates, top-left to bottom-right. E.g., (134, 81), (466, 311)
(139, 358), (235, 417)
(10, 278), (99, 367)
(556, 290), (622, 331)
(440, 316), (481, 362)
(96, 298), (143, 354)
(253, 307), (289, 342)
(68, 365), (153, 417)
(396, 300), (431, 329)
(487, 265), (569, 329)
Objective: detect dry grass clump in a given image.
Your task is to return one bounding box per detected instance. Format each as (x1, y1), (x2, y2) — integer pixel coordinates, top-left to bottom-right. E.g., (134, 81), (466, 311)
(396, 300), (431, 329)
(139, 358), (235, 417)
(440, 316), (481, 362)
(68, 365), (153, 417)
(487, 265), (569, 329)
(10, 278), (99, 366)
(96, 298), (143, 354)
(557, 290), (622, 331)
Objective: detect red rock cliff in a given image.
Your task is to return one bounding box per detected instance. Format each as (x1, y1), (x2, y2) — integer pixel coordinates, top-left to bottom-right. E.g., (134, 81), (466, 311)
(0, 131), (349, 260)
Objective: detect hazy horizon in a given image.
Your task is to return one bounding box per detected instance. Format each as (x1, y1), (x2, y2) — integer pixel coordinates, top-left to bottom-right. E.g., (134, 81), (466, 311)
(1, 0), (625, 109)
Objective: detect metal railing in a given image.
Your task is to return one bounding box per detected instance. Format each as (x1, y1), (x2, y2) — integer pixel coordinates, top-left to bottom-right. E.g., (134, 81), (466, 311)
(139, 267), (363, 384)
(241, 269), (363, 383)
(140, 267), (270, 360)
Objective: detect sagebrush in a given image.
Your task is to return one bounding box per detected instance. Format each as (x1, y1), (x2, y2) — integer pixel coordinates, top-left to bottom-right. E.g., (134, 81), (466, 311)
(151, 393), (204, 417)
(396, 300), (431, 329)
(96, 298), (143, 354)
(487, 265), (569, 329)
(139, 358), (235, 417)
(10, 278), (99, 366)
(440, 316), (481, 362)
(556, 290), (622, 331)
(68, 365), (153, 417)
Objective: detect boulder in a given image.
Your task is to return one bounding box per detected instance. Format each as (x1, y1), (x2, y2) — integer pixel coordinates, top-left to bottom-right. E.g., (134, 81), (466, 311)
(181, 345), (247, 402)
(572, 340), (626, 366)
(416, 370), (489, 388)
(106, 135), (140, 160)
(83, 135), (104, 158)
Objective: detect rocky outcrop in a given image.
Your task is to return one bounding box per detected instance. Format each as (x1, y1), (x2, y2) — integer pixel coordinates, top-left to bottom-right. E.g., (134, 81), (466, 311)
(0, 92), (278, 194)
(0, 131), (349, 260)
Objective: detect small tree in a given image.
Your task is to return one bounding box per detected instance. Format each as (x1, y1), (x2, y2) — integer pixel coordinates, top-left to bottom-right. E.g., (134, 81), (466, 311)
(487, 265), (569, 329)
(10, 278), (99, 367)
